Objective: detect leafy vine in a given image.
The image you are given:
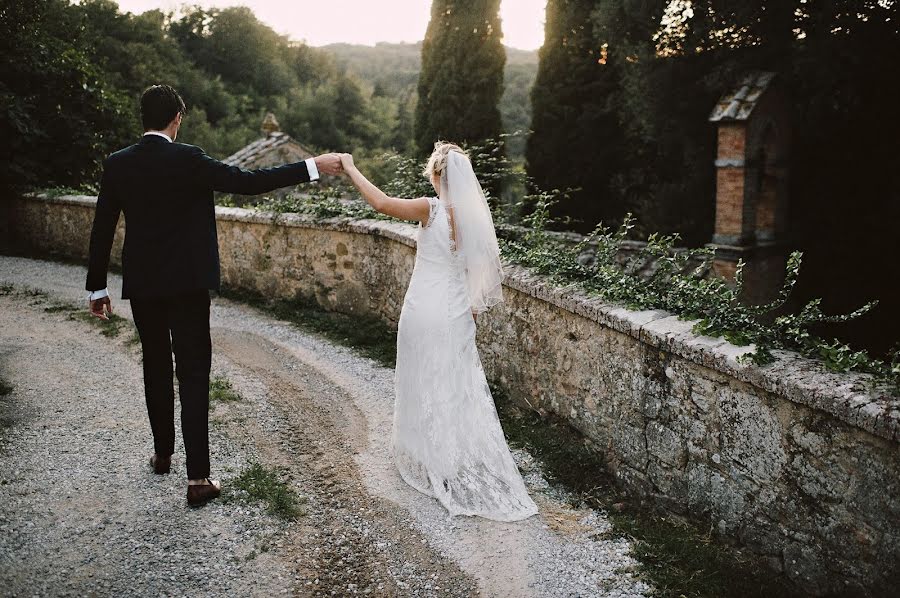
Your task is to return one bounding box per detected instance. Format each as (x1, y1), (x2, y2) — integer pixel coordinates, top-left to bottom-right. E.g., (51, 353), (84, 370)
(220, 141), (897, 393)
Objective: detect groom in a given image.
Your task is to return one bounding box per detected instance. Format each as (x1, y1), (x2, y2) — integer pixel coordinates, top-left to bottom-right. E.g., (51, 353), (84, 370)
(85, 84), (342, 506)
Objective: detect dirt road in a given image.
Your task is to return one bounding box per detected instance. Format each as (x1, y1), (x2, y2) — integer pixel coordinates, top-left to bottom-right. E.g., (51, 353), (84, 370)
(0, 256), (650, 597)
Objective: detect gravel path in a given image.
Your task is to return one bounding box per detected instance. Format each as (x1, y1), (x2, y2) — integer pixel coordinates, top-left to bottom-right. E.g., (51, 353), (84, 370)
(0, 255), (652, 597)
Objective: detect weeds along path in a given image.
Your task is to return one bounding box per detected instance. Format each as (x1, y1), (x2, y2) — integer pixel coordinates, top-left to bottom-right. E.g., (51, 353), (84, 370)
(0, 256), (650, 598)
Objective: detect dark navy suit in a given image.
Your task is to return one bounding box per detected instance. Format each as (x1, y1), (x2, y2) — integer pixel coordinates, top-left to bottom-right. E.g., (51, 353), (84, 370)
(86, 134), (314, 478)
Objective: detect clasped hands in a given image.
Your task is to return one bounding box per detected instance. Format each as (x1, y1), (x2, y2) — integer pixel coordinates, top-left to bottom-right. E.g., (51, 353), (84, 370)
(313, 152), (356, 177)
(313, 153), (344, 176)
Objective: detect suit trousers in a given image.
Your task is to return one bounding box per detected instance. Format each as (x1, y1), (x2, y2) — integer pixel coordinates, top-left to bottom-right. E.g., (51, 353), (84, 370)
(130, 290), (212, 479)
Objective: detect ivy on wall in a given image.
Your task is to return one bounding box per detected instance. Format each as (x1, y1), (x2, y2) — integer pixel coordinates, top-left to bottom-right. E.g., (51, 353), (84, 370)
(214, 141), (899, 393)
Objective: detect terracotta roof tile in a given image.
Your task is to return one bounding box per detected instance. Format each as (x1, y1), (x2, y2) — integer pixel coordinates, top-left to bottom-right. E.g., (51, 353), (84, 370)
(223, 132), (313, 168)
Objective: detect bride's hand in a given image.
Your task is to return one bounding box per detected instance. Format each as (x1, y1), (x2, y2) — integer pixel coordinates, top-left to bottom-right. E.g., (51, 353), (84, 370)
(339, 153), (355, 173)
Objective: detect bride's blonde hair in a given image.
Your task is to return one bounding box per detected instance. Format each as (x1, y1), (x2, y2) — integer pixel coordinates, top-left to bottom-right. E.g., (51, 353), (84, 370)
(423, 141), (466, 181)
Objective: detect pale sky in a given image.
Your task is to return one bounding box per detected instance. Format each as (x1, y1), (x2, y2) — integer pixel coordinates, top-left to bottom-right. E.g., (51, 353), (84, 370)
(113, 0), (547, 50)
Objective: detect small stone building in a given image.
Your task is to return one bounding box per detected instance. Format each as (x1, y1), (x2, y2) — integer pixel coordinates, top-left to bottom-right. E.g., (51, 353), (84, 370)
(222, 113), (321, 202)
(224, 113), (314, 170)
(707, 71), (791, 305)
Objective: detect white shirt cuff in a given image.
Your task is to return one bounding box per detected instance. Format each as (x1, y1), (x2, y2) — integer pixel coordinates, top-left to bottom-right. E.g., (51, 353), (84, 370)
(305, 157), (320, 181)
(88, 288), (109, 301)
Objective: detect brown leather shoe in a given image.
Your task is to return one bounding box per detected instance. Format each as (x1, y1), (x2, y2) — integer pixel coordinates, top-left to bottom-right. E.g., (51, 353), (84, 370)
(150, 454), (171, 475)
(187, 479), (221, 507)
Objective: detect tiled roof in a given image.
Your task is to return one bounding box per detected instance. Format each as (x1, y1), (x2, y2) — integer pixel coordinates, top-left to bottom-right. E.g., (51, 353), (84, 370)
(709, 71), (776, 122)
(223, 132), (312, 168)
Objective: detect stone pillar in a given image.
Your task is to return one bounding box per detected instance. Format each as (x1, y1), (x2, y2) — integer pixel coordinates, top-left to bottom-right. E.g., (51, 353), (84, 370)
(706, 72), (790, 306)
(712, 123), (750, 248)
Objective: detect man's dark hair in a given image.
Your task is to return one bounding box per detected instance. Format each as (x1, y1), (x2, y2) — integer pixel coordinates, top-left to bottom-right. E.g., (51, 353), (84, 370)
(140, 85), (186, 131)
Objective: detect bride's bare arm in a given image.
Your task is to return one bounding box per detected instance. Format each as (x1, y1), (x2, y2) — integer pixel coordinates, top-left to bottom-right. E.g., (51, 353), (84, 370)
(339, 153), (431, 223)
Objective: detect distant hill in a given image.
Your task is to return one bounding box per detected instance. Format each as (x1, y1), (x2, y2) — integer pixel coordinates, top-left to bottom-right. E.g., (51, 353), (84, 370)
(320, 42), (538, 158)
(321, 41), (538, 75)
(505, 46), (541, 66)
(321, 42), (423, 96)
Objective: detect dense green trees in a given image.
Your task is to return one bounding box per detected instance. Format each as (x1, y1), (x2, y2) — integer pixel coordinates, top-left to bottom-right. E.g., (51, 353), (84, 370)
(526, 0), (899, 353)
(591, 0), (717, 243)
(528, 0), (900, 240)
(1, 0), (407, 191)
(132, 4), (385, 154)
(2, 1), (537, 194)
(415, 0), (506, 157)
(0, 0), (134, 190)
(597, 0), (900, 355)
(526, 0), (627, 229)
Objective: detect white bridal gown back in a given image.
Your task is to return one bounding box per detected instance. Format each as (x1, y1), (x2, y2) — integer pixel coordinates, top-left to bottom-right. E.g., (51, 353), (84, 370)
(393, 195), (539, 522)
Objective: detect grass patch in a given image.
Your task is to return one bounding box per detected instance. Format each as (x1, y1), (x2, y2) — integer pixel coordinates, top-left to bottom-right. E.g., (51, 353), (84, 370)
(69, 311), (129, 337)
(228, 462), (305, 520)
(219, 287), (397, 368)
(44, 303), (77, 313)
(0, 284), (132, 339)
(126, 330), (142, 347)
(494, 390), (797, 598)
(209, 375), (242, 409)
(0, 285), (52, 307)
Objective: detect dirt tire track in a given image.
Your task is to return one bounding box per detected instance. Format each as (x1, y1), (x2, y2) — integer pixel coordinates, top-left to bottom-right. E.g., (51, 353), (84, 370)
(213, 328), (478, 596)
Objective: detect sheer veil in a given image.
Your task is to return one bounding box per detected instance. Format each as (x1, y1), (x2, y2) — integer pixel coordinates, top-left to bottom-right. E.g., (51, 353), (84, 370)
(439, 150), (504, 314)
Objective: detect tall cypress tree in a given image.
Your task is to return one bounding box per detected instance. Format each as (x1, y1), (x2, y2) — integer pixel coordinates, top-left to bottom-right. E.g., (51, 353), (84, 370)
(392, 92), (415, 153)
(526, 0), (625, 230)
(415, 0), (505, 157)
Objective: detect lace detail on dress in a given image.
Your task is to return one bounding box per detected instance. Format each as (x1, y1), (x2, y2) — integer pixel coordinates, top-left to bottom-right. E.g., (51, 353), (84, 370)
(423, 196), (440, 228)
(393, 198), (538, 522)
(423, 197), (458, 254)
(445, 204), (458, 254)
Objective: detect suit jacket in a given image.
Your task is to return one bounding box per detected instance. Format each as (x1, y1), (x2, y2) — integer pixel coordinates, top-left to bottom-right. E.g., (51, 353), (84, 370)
(86, 135), (312, 299)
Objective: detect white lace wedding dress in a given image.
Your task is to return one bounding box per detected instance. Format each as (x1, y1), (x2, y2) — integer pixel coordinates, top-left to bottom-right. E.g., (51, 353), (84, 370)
(392, 196), (539, 522)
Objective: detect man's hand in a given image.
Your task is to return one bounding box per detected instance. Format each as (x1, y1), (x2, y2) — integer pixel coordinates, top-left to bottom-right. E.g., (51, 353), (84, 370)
(89, 296), (113, 321)
(313, 153), (343, 176)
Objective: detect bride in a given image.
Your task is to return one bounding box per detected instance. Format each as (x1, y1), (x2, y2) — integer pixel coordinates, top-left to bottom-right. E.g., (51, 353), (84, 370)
(338, 143), (538, 522)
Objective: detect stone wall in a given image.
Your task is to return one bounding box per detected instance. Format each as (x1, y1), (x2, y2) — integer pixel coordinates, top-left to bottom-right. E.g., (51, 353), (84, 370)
(4, 193), (898, 596)
(4, 193), (126, 263)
